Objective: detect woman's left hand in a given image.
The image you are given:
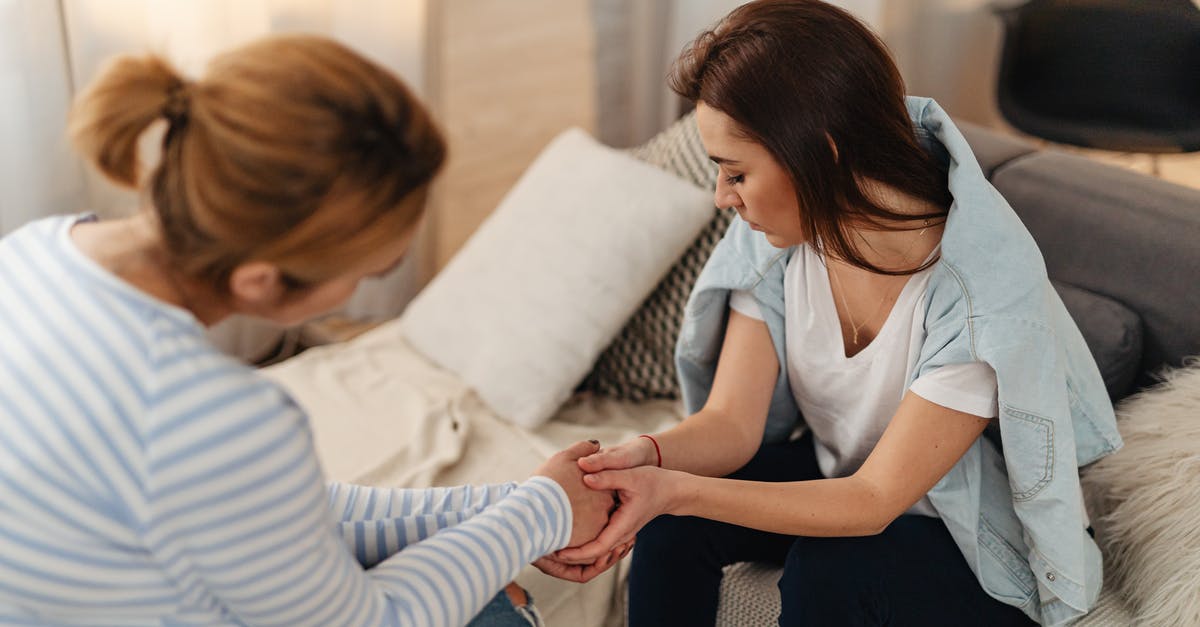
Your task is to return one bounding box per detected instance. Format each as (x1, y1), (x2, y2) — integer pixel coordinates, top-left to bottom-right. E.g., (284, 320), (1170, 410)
(532, 538), (634, 583)
(553, 466), (685, 565)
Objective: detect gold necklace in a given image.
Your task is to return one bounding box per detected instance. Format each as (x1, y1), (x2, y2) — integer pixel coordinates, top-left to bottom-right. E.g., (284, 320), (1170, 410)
(830, 265), (883, 347)
(830, 221), (932, 347)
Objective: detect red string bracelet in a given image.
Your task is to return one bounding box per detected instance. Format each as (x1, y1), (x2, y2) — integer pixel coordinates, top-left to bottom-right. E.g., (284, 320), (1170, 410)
(639, 434), (662, 467)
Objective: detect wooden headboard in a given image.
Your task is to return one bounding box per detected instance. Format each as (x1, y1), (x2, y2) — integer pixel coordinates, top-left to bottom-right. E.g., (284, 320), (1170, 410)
(421, 0), (597, 279)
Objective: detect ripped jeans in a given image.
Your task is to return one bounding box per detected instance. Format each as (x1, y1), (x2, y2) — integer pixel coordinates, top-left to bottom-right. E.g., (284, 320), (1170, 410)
(467, 587), (544, 627)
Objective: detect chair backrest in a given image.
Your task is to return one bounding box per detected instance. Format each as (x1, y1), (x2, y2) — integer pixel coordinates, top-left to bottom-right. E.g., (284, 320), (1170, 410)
(995, 0), (1200, 150)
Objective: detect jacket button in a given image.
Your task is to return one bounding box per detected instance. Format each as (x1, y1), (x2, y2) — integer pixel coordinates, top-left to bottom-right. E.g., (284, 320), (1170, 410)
(1045, 572), (1056, 582)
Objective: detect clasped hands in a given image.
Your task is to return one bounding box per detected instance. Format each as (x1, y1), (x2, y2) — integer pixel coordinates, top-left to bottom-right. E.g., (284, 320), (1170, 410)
(531, 437), (676, 583)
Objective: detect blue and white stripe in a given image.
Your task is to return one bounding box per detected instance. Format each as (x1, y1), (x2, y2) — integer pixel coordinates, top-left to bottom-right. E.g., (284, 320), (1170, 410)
(0, 215), (571, 626)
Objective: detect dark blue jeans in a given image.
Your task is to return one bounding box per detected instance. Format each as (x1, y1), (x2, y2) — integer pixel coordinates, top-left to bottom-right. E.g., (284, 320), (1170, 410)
(627, 433), (1034, 626)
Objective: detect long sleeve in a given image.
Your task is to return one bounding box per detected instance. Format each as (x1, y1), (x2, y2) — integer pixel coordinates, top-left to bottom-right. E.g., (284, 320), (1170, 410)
(326, 482), (520, 568)
(328, 483), (518, 523)
(143, 364), (571, 627)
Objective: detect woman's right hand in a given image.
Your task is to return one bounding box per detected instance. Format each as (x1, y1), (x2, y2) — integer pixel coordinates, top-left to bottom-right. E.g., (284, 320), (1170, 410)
(577, 436), (659, 474)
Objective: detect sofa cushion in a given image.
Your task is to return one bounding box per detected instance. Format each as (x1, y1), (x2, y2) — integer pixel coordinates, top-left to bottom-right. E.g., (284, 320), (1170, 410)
(581, 112), (728, 401)
(1053, 281), (1143, 399)
(957, 120), (1037, 178)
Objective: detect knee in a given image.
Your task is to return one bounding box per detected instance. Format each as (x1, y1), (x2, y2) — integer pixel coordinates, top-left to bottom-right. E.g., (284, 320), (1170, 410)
(779, 538), (825, 595)
(503, 582), (528, 609)
(778, 536), (884, 619)
(634, 515), (705, 561)
(633, 514), (742, 576)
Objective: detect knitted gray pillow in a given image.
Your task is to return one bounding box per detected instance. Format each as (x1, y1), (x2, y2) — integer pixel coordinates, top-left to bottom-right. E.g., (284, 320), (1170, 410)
(580, 113), (727, 401)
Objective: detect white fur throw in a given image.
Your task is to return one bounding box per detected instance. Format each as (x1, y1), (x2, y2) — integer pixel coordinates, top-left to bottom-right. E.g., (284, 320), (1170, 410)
(1081, 360), (1200, 627)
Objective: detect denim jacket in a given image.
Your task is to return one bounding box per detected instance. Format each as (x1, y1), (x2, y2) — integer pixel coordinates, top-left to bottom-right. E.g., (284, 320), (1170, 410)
(674, 97), (1123, 625)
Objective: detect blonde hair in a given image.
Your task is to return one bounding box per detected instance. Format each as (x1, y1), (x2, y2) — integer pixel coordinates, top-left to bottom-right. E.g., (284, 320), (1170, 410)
(69, 34), (445, 292)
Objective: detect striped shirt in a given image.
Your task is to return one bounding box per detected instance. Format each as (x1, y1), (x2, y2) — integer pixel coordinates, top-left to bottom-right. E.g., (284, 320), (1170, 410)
(0, 215), (571, 626)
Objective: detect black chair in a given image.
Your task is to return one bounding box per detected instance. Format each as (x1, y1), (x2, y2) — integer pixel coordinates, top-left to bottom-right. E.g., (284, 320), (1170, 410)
(993, 0), (1200, 168)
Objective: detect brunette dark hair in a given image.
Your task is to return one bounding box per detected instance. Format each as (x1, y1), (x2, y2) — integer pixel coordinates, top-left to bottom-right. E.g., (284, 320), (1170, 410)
(669, 0), (951, 274)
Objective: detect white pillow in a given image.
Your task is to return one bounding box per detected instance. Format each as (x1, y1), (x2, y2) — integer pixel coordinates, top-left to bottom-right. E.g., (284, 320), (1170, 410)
(1080, 360), (1200, 626)
(400, 128), (714, 428)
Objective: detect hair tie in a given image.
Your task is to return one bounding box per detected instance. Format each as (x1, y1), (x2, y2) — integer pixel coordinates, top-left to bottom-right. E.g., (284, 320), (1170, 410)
(163, 82), (192, 125)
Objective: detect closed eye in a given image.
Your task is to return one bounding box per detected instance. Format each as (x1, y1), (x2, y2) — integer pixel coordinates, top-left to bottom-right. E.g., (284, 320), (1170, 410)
(725, 174), (744, 185)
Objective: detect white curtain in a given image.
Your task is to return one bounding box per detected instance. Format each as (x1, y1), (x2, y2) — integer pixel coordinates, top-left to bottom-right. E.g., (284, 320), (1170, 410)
(2, 0), (429, 361)
(590, 0), (890, 148)
(588, 0), (1002, 148)
(0, 0), (84, 235)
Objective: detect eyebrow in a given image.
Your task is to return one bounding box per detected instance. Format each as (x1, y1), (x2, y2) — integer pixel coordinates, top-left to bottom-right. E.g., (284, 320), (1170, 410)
(708, 155), (741, 165)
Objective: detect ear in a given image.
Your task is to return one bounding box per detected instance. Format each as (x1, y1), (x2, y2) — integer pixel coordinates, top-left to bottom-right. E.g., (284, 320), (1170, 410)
(228, 261), (286, 310)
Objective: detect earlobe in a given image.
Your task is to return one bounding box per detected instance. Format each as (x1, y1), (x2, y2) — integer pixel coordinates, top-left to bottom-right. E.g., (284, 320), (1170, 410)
(228, 261), (286, 310)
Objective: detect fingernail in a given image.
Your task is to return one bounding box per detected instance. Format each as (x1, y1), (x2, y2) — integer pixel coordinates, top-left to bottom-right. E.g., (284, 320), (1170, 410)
(588, 439), (600, 445)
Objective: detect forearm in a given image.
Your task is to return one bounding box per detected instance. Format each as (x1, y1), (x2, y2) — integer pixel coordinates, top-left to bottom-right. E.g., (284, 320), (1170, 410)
(328, 482), (522, 567)
(670, 473), (892, 537)
(336, 510), (479, 567)
(652, 408), (762, 477)
(630, 309), (773, 477)
(327, 482), (516, 521)
(666, 393), (989, 538)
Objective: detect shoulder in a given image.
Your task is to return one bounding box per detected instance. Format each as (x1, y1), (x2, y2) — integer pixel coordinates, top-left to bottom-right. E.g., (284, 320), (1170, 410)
(924, 261), (972, 323)
(0, 215), (81, 278)
(144, 328), (304, 440)
(917, 264), (978, 364)
(2, 213), (74, 242)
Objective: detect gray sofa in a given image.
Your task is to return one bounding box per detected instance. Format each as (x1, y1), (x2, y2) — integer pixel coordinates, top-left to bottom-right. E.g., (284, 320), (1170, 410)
(706, 122), (1200, 625)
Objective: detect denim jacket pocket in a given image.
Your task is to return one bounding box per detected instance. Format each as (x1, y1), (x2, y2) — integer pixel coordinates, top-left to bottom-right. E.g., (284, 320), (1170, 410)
(1001, 406), (1055, 501)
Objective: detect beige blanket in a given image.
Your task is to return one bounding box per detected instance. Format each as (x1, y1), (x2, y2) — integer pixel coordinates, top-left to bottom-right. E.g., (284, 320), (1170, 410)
(263, 319), (682, 627)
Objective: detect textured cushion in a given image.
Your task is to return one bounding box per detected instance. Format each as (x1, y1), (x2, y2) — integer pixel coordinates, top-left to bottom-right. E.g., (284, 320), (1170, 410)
(1053, 281), (1143, 399)
(581, 112), (727, 401)
(1081, 361), (1200, 626)
(400, 128), (714, 428)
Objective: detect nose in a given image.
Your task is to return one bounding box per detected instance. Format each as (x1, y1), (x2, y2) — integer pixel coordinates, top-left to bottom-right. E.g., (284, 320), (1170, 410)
(714, 177), (740, 211)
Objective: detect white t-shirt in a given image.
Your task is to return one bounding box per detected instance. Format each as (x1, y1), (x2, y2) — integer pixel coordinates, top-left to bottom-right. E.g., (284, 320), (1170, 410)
(730, 244), (998, 517)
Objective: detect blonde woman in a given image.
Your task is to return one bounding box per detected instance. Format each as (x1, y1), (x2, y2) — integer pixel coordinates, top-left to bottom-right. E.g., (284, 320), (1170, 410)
(0, 34), (619, 627)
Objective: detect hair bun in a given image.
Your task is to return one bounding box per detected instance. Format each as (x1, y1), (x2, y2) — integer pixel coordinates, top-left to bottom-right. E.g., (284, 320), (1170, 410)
(163, 81), (192, 126)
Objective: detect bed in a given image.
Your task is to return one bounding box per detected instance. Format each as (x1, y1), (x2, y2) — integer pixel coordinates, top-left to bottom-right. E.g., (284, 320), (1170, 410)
(263, 323), (680, 627)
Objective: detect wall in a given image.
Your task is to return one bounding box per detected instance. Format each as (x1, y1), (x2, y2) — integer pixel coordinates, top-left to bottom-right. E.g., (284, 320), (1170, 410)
(0, 0), (83, 234)
(883, 0), (1007, 127)
(60, 0), (428, 219)
(424, 0), (596, 271)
